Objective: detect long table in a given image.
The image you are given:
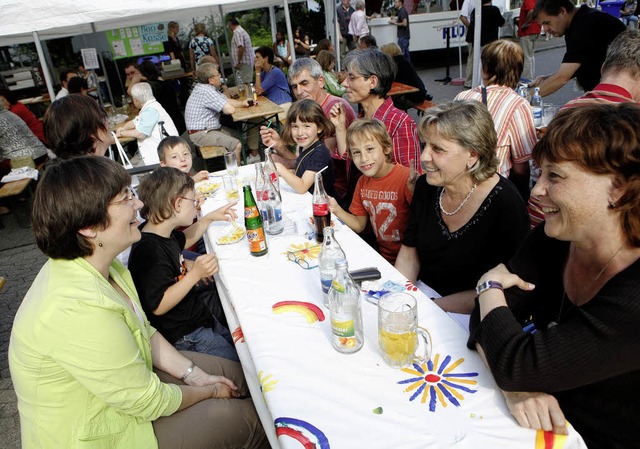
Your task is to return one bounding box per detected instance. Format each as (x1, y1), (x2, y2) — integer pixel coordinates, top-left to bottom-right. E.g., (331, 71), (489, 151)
(201, 165), (586, 449)
(231, 96), (284, 164)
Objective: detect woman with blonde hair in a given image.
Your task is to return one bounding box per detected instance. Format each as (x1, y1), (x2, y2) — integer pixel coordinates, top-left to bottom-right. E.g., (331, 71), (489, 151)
(189, 23), (220, 72)
(395, 100), (529, 313)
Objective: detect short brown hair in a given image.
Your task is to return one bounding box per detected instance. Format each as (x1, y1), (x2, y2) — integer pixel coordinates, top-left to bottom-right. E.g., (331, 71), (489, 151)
(44, 95), (108, 159)
(481, 40), (524, 89)
(533, 103), (640, 246)
(346, 118), (393, 162)
(316, 50), (336, 72)
(282, 99), (334, 146)
(419, 100), (499, 182)
(32, 157), (130, 259)
(138, 167), (194, 225)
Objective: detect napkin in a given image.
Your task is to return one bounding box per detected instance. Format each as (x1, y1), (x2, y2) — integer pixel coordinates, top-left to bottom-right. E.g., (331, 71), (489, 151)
(1, 167), (39, 183)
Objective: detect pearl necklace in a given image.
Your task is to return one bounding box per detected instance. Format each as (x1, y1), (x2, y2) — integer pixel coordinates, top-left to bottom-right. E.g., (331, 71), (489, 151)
(439, 182), (478, 216)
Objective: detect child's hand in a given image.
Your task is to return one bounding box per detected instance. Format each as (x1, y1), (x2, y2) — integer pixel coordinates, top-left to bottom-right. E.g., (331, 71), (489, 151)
(274, 162), (287, 174)
(260, 126), (281, 148)
(329, 103), (347, 130)
(192, 253), (219, 279)
(328, 196), (342, 214)
(195, 192), (205, 210)
(205, 202), (238, 222)
(407, 159), (419, 194)
(192, 170), (209, 183)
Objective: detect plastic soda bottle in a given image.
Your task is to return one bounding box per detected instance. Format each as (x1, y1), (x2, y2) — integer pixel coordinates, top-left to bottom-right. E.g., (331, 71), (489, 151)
(243, 185), (268, 256)
(328, 259), (364, 353)
(531, 87), (543, 127)
(312, 173), (331, 243)
(319, 227), (346, 308)
(255, 163), (266, 219)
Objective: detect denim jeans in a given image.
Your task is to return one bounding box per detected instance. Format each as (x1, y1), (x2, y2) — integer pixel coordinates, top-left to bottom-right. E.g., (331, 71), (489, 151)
(175, 322), (239, 362)
(398, 37), (411, 62)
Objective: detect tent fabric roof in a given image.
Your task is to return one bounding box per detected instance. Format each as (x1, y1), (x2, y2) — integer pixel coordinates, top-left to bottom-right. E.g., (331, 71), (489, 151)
(0, 0), (303, 45)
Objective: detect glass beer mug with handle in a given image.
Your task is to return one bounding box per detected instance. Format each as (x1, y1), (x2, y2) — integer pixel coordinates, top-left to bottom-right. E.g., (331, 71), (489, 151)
(378, 293), (432, 368)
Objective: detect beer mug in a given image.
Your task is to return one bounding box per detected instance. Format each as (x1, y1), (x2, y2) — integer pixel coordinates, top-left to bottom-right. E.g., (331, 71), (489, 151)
(378, 293), (432, 368)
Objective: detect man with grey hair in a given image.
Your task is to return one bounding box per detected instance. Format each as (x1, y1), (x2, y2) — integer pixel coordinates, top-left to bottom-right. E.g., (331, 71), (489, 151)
(116, 82), (178, 165)
(259, 57), (357, 200)
(184, 62), (248, 164)
(563, 30), (640, 107)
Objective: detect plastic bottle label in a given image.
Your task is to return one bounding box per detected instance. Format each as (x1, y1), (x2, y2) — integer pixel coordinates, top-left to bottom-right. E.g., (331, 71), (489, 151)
(247, 228), (267, 252)
(331, 317), (356, 348)
(245, 206), (260, 219)
(274, 208), (282, 221)
(313, 203), (329, 216)
(269, 172), (277, 183)
(331, 279), (345, 293)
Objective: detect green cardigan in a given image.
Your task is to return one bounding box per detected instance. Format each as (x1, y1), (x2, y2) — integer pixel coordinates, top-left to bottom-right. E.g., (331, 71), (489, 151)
(9, 257), (182, 449)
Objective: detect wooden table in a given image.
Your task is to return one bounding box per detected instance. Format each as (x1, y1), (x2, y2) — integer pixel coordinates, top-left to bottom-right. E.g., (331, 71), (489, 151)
(231, 96), (284, 163)
(162, 71), (194, 81)
(388, 81), (420, 97)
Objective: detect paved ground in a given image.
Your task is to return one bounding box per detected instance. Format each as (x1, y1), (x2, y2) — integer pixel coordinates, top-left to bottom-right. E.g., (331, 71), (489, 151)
(0, 37), (577, 448)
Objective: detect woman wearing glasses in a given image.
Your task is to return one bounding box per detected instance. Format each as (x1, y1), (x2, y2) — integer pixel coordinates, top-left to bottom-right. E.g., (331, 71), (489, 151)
(329, 48), (421, 173)
(9, 157), (268, 449)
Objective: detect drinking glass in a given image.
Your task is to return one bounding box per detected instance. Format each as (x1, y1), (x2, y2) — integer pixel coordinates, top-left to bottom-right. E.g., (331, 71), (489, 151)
(378, 293), (432, 368)
(238, 85), (247, 101)
(543, 104), (558, 127)
(223, 175), (239, 201)
(224, 151), (239, 176)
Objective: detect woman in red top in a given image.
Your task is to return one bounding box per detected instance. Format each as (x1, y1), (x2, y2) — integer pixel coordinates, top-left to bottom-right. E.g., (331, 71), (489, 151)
(0, 89), (46, 144)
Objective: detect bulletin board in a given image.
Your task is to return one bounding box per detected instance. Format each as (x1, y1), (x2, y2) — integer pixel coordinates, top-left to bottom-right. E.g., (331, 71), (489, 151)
(106, 22), (168, 59)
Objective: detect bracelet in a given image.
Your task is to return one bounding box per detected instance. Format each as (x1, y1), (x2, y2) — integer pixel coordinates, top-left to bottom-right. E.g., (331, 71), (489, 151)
(181, 362), (195, 382)
(475, 280), (503, 296)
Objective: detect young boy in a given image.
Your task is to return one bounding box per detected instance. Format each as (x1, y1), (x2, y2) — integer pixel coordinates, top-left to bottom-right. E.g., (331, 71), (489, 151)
(158, 136), (209, 183)
(329, 119), (416, 264)
(128, 167), (239, 360)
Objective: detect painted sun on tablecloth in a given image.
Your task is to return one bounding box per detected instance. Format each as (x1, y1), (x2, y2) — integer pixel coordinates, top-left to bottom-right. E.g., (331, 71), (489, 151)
(258, 370), (278, 393)
(282, 242), (321, 260)
(274, 417), (330, 449)
(398, 354), (478, 412)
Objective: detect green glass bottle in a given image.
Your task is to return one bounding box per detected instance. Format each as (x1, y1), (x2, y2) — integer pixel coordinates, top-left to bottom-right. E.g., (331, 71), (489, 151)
(243, 185), (268, 257)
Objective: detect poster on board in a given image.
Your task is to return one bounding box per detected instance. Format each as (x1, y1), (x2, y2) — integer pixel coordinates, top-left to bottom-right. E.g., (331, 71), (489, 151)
(106, 23), (168, 59)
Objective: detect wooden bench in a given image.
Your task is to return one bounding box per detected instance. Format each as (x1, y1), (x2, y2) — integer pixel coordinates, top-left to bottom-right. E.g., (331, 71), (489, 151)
(413, 100), (437, 116)
(198, 146), (226, 172)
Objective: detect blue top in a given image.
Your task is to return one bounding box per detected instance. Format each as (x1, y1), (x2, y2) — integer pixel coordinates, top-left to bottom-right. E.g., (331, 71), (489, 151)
(260, 66), (292, 105)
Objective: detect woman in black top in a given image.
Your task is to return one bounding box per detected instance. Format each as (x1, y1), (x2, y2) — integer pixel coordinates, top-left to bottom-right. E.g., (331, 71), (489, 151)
(469, 104), (640, 449)
(395, 100), (528, 313)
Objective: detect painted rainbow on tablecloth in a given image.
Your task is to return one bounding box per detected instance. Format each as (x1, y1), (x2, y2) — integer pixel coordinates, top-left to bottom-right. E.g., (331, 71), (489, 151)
(398, 353), (478, 412)
(272, 301), (325, 323)
(274, 417), (330, 449)
(535, 429), (568, 449)
(232, 326), (244, 343)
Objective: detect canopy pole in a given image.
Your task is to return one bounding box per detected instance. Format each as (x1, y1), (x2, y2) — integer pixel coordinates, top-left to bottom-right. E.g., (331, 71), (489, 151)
(90, 23), (115, 108)
(472, 5), (481, 87)
(269, 6), (278, 41)
(334, 0), (342, 70)
(32, 31), (56, 101)
(283, 0), (295, 63)
(210, 13), (224, 74)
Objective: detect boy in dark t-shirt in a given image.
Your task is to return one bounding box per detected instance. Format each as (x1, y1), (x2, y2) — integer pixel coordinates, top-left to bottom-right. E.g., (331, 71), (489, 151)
(128, 167), (239, 361)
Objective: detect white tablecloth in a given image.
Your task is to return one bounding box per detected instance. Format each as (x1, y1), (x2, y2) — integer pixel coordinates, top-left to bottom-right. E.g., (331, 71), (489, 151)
(201, 165), (586, 449)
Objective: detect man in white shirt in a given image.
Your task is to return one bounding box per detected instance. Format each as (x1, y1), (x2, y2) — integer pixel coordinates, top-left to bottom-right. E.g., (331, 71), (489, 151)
(349, 1), (370, 41)
(55, 69), (78, 100)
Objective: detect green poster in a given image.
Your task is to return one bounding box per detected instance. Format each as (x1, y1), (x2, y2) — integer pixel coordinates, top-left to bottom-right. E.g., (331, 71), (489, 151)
(106, 22), (168, 60)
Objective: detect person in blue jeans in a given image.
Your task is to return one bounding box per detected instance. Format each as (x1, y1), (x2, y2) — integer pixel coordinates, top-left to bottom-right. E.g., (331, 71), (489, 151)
(391, 0), (411, 61)
(128, 167), (239, 361)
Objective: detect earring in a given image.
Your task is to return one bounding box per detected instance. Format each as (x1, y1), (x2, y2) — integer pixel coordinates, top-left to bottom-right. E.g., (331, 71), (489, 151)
(608, 202), (617, 209)
(98, 242), (104, 247)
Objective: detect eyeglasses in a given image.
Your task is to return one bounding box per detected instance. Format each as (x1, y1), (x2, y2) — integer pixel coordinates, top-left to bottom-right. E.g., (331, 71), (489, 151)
(110, 187), (137, 206)
(179, 196), (198, 208)
(287, 245), (321, 270)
